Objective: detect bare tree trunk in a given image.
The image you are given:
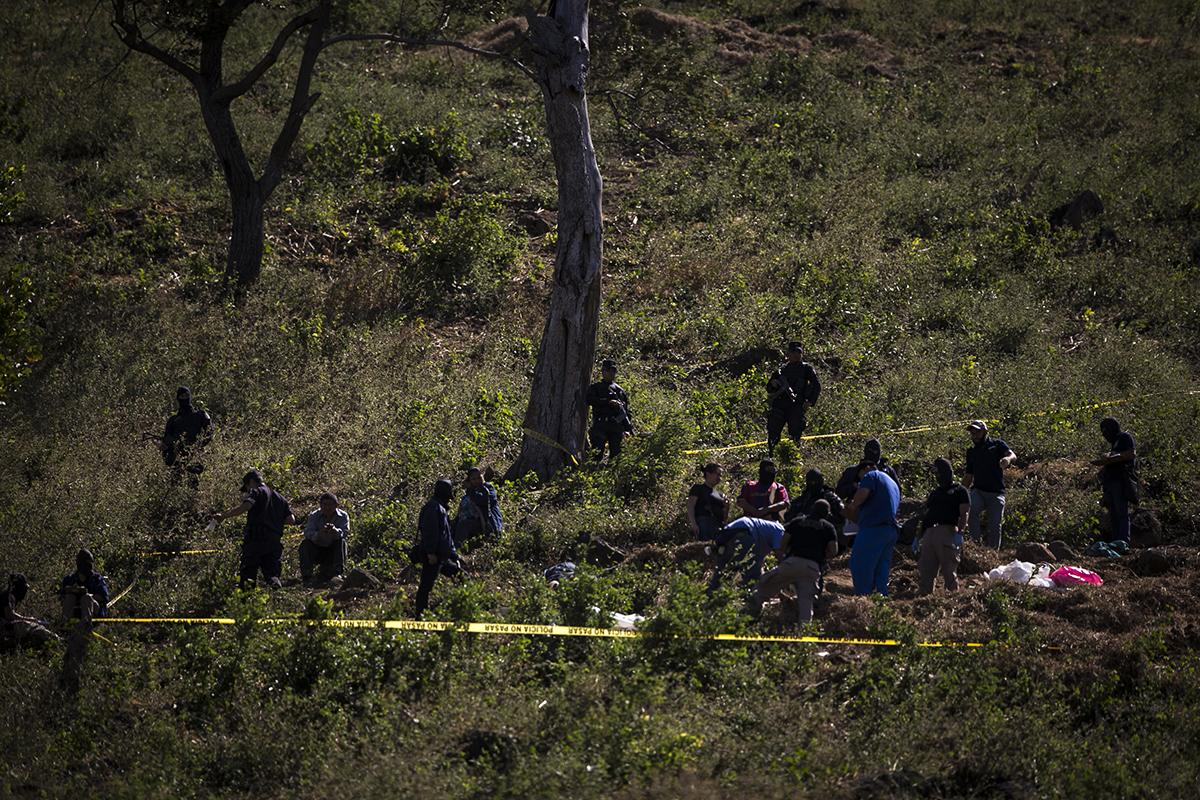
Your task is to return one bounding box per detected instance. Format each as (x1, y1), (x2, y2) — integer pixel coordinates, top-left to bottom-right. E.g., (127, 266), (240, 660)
(509, 0), (603, 480)
(227, 182), (266, 288)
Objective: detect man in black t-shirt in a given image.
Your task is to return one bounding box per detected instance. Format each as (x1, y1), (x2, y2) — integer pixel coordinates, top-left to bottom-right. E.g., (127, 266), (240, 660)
(214, 470), (295, 589)
(687, 463), (728, 540)
(1092, 417), (1138, 543)
(752, 500), (838, 623)
(963, 420), (1016, 549)
(918, 458), (970, 595)
(790, 468), (845, 530)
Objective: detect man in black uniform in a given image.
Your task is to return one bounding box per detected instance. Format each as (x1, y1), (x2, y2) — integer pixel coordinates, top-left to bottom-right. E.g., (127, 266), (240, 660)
(162, 386), (213, 488)
(214, 470), (295, 590)
(1092, 417), (1138, 543)
(789, 468), (845, 529)
(415, 479), (459, 619)
(586, 359), (633, 461)
(766, 342), (820, 456)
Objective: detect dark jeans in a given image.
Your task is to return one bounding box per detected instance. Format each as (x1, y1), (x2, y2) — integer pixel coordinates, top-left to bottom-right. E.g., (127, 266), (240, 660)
(767, 404), (806, 454)
(1103, 480), (1132, 543)
(589, 422), (627, 459)
(299, 538), (346, 580)
(414, 560), (440, 619)
(240, 538), (283, 587)
(696, 516), (721, 541)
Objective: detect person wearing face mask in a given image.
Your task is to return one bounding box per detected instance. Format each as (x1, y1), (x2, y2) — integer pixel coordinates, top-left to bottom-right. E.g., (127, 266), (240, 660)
(414, 479), (460, 619)
(737, 459), (790, 523)
(789, 469), (845, 529)
(917, 459), (970, 595)
(161, 386), (213, 488)
(59, 548), (110, 621)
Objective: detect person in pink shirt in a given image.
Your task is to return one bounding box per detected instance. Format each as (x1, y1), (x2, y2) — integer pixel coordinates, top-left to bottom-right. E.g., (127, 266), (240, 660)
(737, 459), (790, 522)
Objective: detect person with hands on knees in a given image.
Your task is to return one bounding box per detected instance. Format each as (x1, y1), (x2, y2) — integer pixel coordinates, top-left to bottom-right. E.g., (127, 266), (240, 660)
(917, 458), (970, 595)
(213, 470), (295, 590)
(300, 492), (349, 586)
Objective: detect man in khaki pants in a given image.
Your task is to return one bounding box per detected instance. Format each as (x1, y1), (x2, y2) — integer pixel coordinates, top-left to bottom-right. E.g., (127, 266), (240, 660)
(918, 459), (970, 595)
(752, 500), (839, 624)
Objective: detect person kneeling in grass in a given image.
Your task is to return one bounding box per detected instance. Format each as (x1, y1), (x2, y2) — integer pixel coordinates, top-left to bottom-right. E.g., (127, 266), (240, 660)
(752, 500), (838, 624)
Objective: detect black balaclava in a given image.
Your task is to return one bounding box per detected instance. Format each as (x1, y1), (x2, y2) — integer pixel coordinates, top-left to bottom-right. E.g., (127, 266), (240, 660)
(864, 438), (882, 462)
(933, 458), (954, 489)
(805, 468), (824, 492)
(176, 386), (193, 412)
(433, 479), (454, 505)
(758, 459), (777, 484)
(76, 548), (95, 576)
(1100, 417), (1120, 445)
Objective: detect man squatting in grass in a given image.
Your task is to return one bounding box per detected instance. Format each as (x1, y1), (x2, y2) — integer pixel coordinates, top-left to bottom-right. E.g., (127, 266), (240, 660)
(213, 470), (295, 590)
(844, 459), (901, 596)
(918, 458), (970, 595)
(707, 515), (786, 595)
(300, 492), (349, 586)
(752, 499), (838, 623)
(963, 419), (1016, 549)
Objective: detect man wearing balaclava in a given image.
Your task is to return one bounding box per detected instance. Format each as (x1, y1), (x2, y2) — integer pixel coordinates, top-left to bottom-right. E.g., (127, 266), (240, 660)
(162, 386), (213, 488)
(59, 547), (110, 621)
(414, 479), (459, 618)
(917, 459), (970, 595)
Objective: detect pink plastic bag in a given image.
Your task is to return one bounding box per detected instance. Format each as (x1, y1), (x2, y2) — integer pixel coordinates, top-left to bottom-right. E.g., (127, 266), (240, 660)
(1050, 565), (1103, 587)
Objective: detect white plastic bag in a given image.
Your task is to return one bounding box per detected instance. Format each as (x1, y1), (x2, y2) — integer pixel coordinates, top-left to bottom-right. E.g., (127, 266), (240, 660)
(610, 612), (646, 631)
(1028, 564), (1056, 588)
(986, 559), (1035, 584)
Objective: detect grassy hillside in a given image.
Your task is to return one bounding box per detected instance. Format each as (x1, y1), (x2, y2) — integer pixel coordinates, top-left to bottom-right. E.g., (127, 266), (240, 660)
(2, 1), (1200, 796)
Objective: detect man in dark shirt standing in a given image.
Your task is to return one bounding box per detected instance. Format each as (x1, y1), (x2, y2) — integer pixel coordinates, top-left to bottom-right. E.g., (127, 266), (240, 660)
(752, 499), (838, 623)
(765, 342), (821, 457)
(963, 420), (1016, 549)
(918, 459), (970, 595)
(162, 386), (213, 488)
(585, 359), (633, 461)
(1092, 417), (1138, 543)
(415, 479), (458, 619)
(214, 470), (295, 589)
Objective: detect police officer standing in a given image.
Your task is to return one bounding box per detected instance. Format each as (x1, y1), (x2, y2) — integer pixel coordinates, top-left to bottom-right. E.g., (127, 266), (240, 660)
(766, 343), (820, 457)
(586, 359), (633, 461)
(162, 386), (213, 488)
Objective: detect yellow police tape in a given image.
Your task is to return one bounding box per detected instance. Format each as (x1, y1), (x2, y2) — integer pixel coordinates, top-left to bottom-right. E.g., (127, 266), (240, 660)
(521, 427), (580, 466)
(94, 616), (990, 648)
(682, 389), (1200, 456)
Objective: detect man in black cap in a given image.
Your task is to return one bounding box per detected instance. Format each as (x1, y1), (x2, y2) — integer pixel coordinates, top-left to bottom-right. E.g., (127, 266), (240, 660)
(963, 420), (1016, 549)
(161, 386), (213, 488)
(766, 343), (820, 457)
(1092, 417), (1138, 543)
(214, 470), (295, 589)
(414, 479), (459, 618)
(585, 359), (633, 461)
(59, 548), (110, 621)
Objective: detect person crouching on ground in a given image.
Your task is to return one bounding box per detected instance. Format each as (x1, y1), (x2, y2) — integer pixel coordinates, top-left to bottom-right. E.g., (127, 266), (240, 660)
(844, 460), (900, 596)
(300, 492), (349, 586)
(60, 548), (110, 621)
(707, 516), (785, 594)
(2, 573), (58, 648)
(415, 479), (459, 619)
(753, 499), (838, 624)
(213, 470), (295, 590)
(917, 458), (969, 595)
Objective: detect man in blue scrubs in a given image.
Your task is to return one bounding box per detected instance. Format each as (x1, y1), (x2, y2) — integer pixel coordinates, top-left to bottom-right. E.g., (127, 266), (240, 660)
(844, 460), (901, 596)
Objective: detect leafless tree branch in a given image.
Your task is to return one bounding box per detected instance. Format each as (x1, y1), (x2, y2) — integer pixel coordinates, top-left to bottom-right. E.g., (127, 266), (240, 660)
(321, 32), (536, 81)
(213, 5), (324, 103)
